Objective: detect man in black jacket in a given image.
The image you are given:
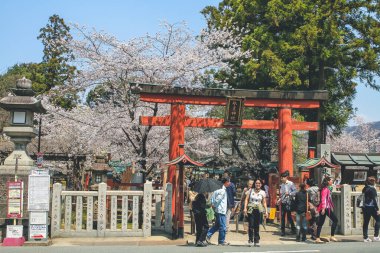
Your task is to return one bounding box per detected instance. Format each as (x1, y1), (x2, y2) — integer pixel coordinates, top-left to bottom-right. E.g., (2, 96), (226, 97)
(193, 193), (209, 246)
(362, 176), (380, 243)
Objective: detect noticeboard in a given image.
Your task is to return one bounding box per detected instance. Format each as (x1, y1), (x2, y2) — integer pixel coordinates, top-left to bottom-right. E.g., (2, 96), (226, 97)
(224, 97), (244, 126)
(6, 225), (23, 238)
(29, 224), (47, 239)
(28, 172), (50, 211)
(7, 181), (23, 218)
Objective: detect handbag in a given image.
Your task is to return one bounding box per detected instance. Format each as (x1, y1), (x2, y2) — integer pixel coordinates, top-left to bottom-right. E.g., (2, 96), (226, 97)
(305, 192), (312, 221)
(247, 202), (264, 214)
(247, 190), (264, 214)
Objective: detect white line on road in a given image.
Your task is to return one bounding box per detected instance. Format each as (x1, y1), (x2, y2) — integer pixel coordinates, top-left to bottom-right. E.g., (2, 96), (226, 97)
(225, 251), (320, 253)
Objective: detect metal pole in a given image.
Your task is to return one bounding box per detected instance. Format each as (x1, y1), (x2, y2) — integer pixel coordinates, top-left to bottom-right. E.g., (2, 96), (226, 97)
(38, 117), (42, 152)
(14, 154), (21, 225)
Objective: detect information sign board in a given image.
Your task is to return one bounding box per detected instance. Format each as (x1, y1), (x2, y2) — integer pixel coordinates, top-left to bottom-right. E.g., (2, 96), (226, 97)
(7, 181), (23, 218)
(28, 172), (50, 211)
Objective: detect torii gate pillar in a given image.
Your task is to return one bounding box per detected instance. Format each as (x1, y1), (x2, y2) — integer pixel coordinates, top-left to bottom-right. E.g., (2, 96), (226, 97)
(278, 108), (293, 176)
(168, 104), (185, 215)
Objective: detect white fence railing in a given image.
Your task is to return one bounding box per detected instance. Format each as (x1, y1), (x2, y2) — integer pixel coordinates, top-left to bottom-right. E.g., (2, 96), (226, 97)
(51, 182), (172, 238)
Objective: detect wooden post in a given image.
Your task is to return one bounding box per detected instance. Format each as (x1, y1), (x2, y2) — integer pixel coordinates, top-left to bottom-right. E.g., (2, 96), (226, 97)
(178, 163), (184, 238)
(278, 108), (293, 176)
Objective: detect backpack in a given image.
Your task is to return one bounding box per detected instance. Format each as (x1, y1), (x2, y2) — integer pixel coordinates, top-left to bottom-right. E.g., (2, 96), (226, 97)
(356, 194), (364, 208)
(309, 187), (320, 207)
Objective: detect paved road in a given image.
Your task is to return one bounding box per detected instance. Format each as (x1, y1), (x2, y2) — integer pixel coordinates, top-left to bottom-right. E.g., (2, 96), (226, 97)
(1, 242), (379, 253)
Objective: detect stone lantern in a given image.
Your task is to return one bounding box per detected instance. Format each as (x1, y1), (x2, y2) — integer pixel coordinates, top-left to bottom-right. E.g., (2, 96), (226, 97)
(0, 77), (46, 176)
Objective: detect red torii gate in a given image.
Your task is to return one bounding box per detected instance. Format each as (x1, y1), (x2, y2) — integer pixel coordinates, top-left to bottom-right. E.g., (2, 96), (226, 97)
(132, 83), (328, 237)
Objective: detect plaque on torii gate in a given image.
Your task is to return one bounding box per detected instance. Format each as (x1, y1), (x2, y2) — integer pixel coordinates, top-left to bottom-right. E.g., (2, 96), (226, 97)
(224, 97), (244, 126)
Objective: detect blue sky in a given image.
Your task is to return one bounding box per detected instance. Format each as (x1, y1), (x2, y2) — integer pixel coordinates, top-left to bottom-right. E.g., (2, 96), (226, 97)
(0, 0), (379, 124)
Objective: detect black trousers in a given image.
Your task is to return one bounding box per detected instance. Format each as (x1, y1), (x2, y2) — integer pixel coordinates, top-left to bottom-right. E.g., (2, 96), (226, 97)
(248, 209), (261, 243)
(316, 208), (338, 237)
(363, 206), (380, 239)
(281, 204), (295, 232)
(194, 212), (209, 243)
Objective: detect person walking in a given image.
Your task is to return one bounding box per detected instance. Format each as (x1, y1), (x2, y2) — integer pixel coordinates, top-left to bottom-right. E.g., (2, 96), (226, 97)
(192, 193), (209, 247)
(362, 176), (380, 243)
(244, 179), (268, 247)
(206, 178), (230, 246)
(315, 176), (338, 243)
(240, 179), (254, 234)
(277, 170), (297, 236)
(306, 178), (319, 240)
(294, 183), (308, 242)
(223, 170), (236, 233)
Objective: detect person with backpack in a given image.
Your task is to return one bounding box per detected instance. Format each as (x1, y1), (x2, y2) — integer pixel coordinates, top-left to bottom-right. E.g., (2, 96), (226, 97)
(315, 176), (338, 243)
(294, 183), (308, 242)
(362, 176), (380, 243)
(306, 178), (319, 240)
(192, 193), (209, 247)
(277, 170), (297, 236)
(223, 171), (236, 233)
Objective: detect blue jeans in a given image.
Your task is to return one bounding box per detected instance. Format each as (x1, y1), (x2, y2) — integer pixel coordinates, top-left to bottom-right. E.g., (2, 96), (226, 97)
(296, 213), (307, 234)
(207, 212), (226, 244)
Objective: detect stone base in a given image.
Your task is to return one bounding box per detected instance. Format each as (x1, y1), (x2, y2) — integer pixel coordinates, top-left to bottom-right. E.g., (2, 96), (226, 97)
(2, 237), (25, 246)
(0, 150), (35, 176)
(24, 239), (52, 246)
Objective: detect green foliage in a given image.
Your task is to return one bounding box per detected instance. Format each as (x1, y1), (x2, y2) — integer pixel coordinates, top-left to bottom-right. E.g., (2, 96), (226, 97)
(202, 0), (380, 139)
(0, 63), (47, 95)
(38, 14), (77, 109)
(86, 84), (115, 107)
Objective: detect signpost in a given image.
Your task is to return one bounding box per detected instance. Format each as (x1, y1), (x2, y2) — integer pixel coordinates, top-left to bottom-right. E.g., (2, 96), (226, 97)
(6, 181), (23, 219)
(224, 97), (244, 126)
(28, 169), (50, 241)
(36, 152), (43, 168)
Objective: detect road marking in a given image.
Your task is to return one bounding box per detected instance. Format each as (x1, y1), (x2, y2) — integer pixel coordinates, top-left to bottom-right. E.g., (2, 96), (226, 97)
(225, 251), (320, 253)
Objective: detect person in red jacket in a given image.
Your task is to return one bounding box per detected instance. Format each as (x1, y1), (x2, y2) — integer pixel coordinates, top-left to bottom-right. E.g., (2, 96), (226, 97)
(315, 176), (338, 243)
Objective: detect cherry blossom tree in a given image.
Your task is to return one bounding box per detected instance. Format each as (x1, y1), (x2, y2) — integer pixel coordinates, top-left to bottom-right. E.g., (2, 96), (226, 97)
(40, 22), (248, 174)
(328, 117), (380, 153)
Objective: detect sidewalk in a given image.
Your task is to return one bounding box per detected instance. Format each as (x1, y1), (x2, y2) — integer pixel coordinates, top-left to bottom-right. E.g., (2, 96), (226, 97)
(186, 222), (364, 246)
(50, 222), (364, 247)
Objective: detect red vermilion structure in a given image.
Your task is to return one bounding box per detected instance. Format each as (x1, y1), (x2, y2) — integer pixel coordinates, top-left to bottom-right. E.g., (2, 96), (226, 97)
(132, 83), (328, 237)
(165, 153), (204, 238)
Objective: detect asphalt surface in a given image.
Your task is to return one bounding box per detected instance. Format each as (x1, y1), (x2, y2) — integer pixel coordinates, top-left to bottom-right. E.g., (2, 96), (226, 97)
(1, 242), (380, 253)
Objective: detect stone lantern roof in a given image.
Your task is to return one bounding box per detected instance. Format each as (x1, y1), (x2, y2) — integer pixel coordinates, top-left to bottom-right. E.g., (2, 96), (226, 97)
(0, 77), (46, 113)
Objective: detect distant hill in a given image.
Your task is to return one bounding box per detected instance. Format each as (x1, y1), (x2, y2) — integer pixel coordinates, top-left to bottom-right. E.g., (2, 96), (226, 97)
(346, 121), (380, 132)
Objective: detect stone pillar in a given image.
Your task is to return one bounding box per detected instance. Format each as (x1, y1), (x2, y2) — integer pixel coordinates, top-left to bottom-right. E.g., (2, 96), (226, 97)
(317, 144), (331, 161)
(51, 183), (62, 237)
(97, 183), (107, 237)
(143, 181), (153, 237)
(164, 183), (173, 233)
(340, 184), (352, 235)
